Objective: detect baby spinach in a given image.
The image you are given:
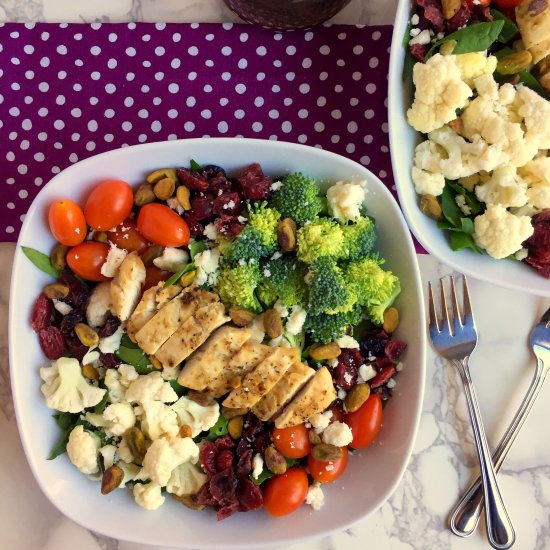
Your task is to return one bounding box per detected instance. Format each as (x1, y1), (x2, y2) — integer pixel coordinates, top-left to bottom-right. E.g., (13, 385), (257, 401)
(116, 334), (151, 373)
(204, 415), (229, 441)
(190, 159), (202, 171)
(189, 239), (208, 260)
(163, 262), (196, 288)
(250, 458), (300, 485)
(426, 21), (504, 59)
(169, 379), (187, 397)
(449, 231), (482, 253)
(21, 246), (59, 278)
(490, 9), (519, 43)
(446, 180), (484, 216)
(494, 48), (549, 98)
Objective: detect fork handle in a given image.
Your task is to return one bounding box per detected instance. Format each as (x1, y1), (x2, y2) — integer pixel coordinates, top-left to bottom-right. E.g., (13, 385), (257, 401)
(450, 359), (549, 538)
(453, 357), (516, 550)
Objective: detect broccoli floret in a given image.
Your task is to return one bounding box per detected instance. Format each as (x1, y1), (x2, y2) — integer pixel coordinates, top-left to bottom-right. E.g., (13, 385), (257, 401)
(248, 201), (280, 249)
(257, 256), (309, 308)
(222, 225), (273, 262)
(345, 257), (401, 324)
(307, 256), (355, 315)
(342, 216), (376, 261)
(271, 173), (323, 225)
(304, 305), (362, 344)
(214, 261), (262, 312)
(296, 218), (347, 264)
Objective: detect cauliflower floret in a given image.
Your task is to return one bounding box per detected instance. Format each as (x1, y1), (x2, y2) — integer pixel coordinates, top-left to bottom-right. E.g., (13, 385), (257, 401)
(171, 396), (220, 437)
(306, 481), (325, 511)
(516, 86), (550, 149)
(407, 54), (472, 133)
(118, 363), (139, 387)
(153, 247), (189, 273)
(166, 461), (208, 497)
(526, 182), (550, 210)
(66, 425), (101, 474)
(105, 368), (125, 404)
(140, 401), (180, 440)
(455, 194), (472, 216)
(103, 402), (136, 436)
(411, 167), (446, 196)
(193, 248), (221, 286)
(519, 156), (550, 184)
(454, 52), (497, 87)
(286, 305), (307, 335)
(101, 243), (128, 278)
(40, 357), (106, 413)
(99, 444), (117, 470)
(133, 481), (165, 510)
(98, 324), (124, 354)
(326, 180), (366, 223)
(322, 421), (354, 447)
(475, 166), (528, 208)
(413, 140), (445, 173)
(125, 371), (178, 404)
(474, 204), (535, 259)
(142, 436), (200, 486)
(203, 223), (218, 241)
(86, 281), (112, 328)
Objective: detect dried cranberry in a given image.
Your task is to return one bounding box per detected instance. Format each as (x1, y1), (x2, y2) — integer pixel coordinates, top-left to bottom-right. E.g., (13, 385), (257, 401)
(59, 270), (90, 308)
(209, 175), (233, 196)
(331, 359), (358, 390)
(385, 340), (407, 361)
(38, 326), (65, 360)
(237, 163), (273, 200)
(216, 449), (234, 471)
(375, 356), (393, 371)
(200, 441), (218, 476)
(216, 501), (239, 521)
(251, 430), (272, 454)
(213, 192), (242, 217)
(202, 164), (226, 181)
(176, 167), (209, 192)
(31, 293), (52, 332)
(64, 332), (88, 361)
(183, 213), (204, 237)
(209, 468), (237, 505)
(410, 43), (428, 62)
(370, 365), (396, 389)
(360, 330), (389, 358)
(214, 435), (235, 451)
(60, 309), (85, 334)
(236, 449), (253, 478)
(446, 0), (471, 32)
(100, 352), (120, 369)
(194, 482), (216, 507)
(98, 316), (121, 338)
(237, 478), (263, 512)
(215, 215), (245, 237)
(372, 384), (392, 401)
(190, 195), (214, 220)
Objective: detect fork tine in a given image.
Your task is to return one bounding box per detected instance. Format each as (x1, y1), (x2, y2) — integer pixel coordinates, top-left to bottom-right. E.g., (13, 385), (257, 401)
(427, 281), (440, 333)
(462, 275), (473, 322)
(450, 276), (463, 334)
(439, 277), (452, 335)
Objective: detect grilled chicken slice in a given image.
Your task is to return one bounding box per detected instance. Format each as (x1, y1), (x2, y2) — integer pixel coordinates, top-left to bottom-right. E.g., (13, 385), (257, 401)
(177, 325), (253, 391)
(155, 284), (182, 307)
(222, 347), (297, 409)
(86, 281), (112, 328)
(110, 252), (146, 321)
(206, 342), (275, 398)
(156, 301), (229, 368)
(126, 286), (158, 342)
(251, 361), (315, 421)
(274, 366), (336, 429)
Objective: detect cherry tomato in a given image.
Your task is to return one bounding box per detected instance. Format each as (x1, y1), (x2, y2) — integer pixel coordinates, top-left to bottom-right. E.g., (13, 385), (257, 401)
(263, 468), (309, 517)
(308, 446), (348, 483)
(66, 241), (110, 282)
(343, 394), (383, 449)
(273, 424), (312, 459)
(143, 265), (171, 290)
(107, 218), (149, 253)
(84, 179), (134, 231)
(48, 199), (87, 246)
(137, 203), (191, 247)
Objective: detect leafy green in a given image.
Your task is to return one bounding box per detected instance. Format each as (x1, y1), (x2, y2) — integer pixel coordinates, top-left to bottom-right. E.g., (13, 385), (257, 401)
(169, 379), (187, 396)
(54, 412), (80, 430)
(115, 334), (151, 374)
(163, 262), (196, 288)
(48, 429), (73, 460)
(190, 159), (202, 171)
(189, 239), (207, 260)
(250, 458), (300, 485)
(446, 180), (484, 216)
(204, 415), (229, 441)
(440, 184), (463, 227)
(93, 391), (109, 414)
(490, 9), (518, 43)
(21, 246), (59, 278)
(449, 231), (482, 253)
(426, 21), (504, 59)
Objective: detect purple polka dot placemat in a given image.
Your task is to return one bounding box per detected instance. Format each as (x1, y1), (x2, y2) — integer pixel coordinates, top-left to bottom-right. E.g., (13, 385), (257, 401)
(0, 21), (399, 244)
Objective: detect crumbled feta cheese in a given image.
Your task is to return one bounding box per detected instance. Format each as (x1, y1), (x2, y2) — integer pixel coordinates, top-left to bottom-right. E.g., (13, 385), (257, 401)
(336, 335), (360, 349)
(100, 243), (128, 278)
(166, 196), (184, 215)
(286, 306), (307, 335)
(322, 421), (353, 447)
(309, 410), (333, 433)
(237, 216), (247, 223)
(337, 388), (347, 400)
(271, 251), (282, 260)
(343, 372), (353, 385)
(396, 362), (404, 372)
(194, 248), (221, 286)
(252, 453), (264, 479)
(263, 268), (271, 278)
(306, 482), (325, 511)
(153, 247), (189, 273)
(515, 248), (529, 261)
(327, 357), (339, 368)
(273, 300), (289, 318)
(223, 200), (236, 210)
(386, 378), (397, 389)
(410, 29), (431, 46)
(410, 14), (419, 25)
(99, 324), (124, 354)
(53, 298), (72, 315)
(358, 363), (377, 382)
(203, 223), (218, 241)
(82, 348), (100, 366)
(410, 27), (421, 38)
(270, 180), (283, 191)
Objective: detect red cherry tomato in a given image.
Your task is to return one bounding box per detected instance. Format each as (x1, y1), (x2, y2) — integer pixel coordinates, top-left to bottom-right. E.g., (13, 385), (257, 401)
(137, 203), (191, 247)
(308, 446), (348, 483)
(273, 424), (312, 459)
(48, 199), (87, 246)
(107, 218), (149, 253)
(66, 241), (110, 282)
(84, 179), (134, 231)
(263, 468), (309, 517)
(143, 265), (171, 290)
(343, 394), (383, 449)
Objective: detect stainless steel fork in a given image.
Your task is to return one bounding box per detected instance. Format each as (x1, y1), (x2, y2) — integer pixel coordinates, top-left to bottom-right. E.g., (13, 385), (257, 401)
(428, 275), (515, 550)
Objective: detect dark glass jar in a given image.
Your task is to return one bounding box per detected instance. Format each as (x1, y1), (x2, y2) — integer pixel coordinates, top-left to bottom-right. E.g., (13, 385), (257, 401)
(224, 0), (352, 30)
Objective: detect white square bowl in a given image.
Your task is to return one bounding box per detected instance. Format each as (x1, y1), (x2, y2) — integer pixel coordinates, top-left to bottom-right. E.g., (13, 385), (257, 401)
(10, 138), (425, 548)
(388, 2), (550, 297)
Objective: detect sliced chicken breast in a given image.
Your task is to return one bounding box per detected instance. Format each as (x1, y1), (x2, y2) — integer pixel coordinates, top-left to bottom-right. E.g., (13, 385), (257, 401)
(86, 281), (112, 328)
(110, 252), (146, 321)
(126, 286), (158, 342)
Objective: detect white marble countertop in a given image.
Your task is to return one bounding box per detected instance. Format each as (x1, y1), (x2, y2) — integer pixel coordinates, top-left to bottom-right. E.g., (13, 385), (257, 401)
(2, 1), (550, 550)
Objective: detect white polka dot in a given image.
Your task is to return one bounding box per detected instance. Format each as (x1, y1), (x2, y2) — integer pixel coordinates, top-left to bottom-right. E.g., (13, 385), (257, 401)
(338, 32), (347, 40)
(41, 32), (49, 41)
(240, 33), (249, 42)
(168, 109), (178, 119)
(381, 145), (389, 153)
(286, 45), (296, 56)
(151, 121), (162, 132)
(364, 135), (373, 144)
(91, 71), (101, 80)
(155, 46), (165, 56)
(69, 152), (79, 162)
(11, 57), (21, 66)
(317, 96), (327, 107)
(38, 132), (48, 141)
(75, 59), (83, 67)
(372, 31), (382, 40)
(369, 57), (379, 68)
(34, 177), (43, 186)
(221, 46), (232, 56)
(107, 58), (117, 69)
(205, 33), (214, 41)
(353, 45), (364, 55)
(222, 72), (232, 81)
(108, 33), (117, 42)
(173, 33), (182, 42)
(24, 96), (33, 104)
(281, 121), (292, 133)
(319, 45), (330, 55)
(104, 108), (115, 119)
(90, 45), (101, 56)
(379, 170), (387, 178)
(186, 96), (196, 107)
(272, 84), (280, 93)
(6, 152), (15, 161)
(56, 45), (67, 55)
(86, 142), (97, 151)
(8, 132), (17, 140)
(352, 71), (362, 81)
(218, 121), (229, 133)
(105, 83), (116, 94)
(346, 143), (356, 154)
(104, 134), (114, 142)
(206, 60), (214, 67)
(168, 83), (179, 94)
(314, 122), (325, 132)
(283, 98), (293, 106)
(70, 108), (81, 118)
(256, 46), (267, 56)
(38, 107), (48, 117)
(11, 83), (21, 91)
(201, 109), (212, 119)
(7, 202), (15, 210)
(297, 134), (307, 143)
(335, 85), (343, 93)
(364, 109), (375, 119)
(286, 72), (295, 81)
(299, 83), (310, 94)
(88, 120), (98, 131)
(71, 132), (80, 141)
(155, 72), (164, 81)
(9, 107), (20, 116)
(171, 58), (181, 69)
(138, 109), (149, 118)
(18, 189), (29, 198)
(188, 46), (199, 56)
(184, 121), (195, 131)
(254, 97), (264, 107)
(235, 83), (246, 94)
(347, 121), (358, 133)
(319, 72), (328, 81)
(20, 140), (30, 150)
(153, 97), (162, 106)
(124, 97), (134, 107)
(38, 82), (49, 92)
(24, 44), (34, 54)
(238, 58), (247, 69)
(304, 31), (314, 41)
(366, 83), (377, 94)
(126, 47), (136, 57)
(58, 70), (67, 79)
(382, 122), (389, 133)
(302, 57), (312, 69)
(5, 226), (14, 234)
(269, 109), (279, 119)
(138, 134), (147, 143)
(222, 22), (233, 29)
(204, 84), (213, 93)
(121, 121), (132, 131)
(234, 109), (245, 119)
(126, 72), (135, 81)
(53, 120), (64, 130)
(337, 59), (345, 67)
(155, 22), (166, 30)
(361, 156), (371, 165)
(252, 122), (263, 132)
(331, 109), (342, 119)
(256, 72), (265, 81)
(18, 164), (28, 175)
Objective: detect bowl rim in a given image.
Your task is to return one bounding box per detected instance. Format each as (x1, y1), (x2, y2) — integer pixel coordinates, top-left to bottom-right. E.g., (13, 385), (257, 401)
(9, 137), (426, 548)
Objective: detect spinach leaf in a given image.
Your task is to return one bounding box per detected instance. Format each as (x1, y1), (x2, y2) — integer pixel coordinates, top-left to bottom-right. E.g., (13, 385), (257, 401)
(115, 334), (151, 373)
(402, 20), (412, 48)
(460, 217), (475, 235)
(449, 231), (482, 253)
(446, 180), (484, 216)
(93, 391), (109, 414)
(190, 159), (202, 171)
(440, 184), (462, 227)
(163, 262), (196, 288)
(189, 239), (208, 260)
(54, 412), (80, 430)
(426, 21), (504, 59)
(250, 458), (300, 485)
(22, 246), (59, 278)
(490, 9), (518, 43)
(518, 70), (549, 99)
(403, 48), (415, 82)
(204, 415), (230, 441)
(169, 379), (187, 397)
(48, 429), (73, 460)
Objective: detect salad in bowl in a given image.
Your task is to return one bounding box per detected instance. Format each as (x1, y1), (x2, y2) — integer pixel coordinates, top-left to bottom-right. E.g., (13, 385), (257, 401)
(10, 139), (424, 548)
